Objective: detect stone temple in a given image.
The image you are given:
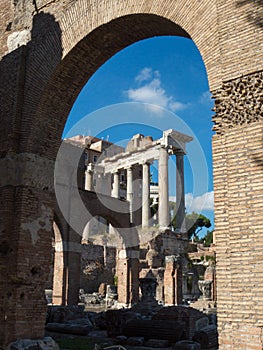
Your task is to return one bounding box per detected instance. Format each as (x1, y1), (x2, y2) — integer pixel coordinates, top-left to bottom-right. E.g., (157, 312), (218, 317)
(52, 129), (197, 307)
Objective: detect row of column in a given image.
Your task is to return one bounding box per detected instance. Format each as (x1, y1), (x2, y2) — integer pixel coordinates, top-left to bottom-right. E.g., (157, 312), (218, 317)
(108, 147), (186, 233)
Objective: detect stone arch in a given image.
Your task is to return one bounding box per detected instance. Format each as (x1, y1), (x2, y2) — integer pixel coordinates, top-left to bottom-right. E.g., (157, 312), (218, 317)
(26, 10), (217, 157)
(0, 1), (262, 348)
(51, 190), (137, 306)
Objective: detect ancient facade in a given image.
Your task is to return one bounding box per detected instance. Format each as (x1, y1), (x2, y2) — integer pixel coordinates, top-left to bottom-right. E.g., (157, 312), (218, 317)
(0, 1), (262, 349)
(58, 130), (192, 307)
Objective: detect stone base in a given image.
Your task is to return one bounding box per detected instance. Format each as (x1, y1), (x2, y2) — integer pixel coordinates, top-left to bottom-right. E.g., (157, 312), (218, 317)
(131, 299), (162, 316)
(7, 337), (59, 350)
(190, 298), (216, 312)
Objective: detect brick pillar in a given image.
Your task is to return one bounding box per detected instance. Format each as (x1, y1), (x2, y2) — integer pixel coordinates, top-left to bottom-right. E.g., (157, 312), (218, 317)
(128, 252), (140, 304)
(0, 185), (54, 345)
(65, 249), (81, 305)
(164, 255), (182, 305)
(52, 216), (82, 306)
(52, 244), (66, 305)
(212, 72), (263, 349)
(116, 249), (139, 305)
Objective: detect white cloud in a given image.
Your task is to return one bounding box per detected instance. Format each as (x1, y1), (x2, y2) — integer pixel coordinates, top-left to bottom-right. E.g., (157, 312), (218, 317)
(169, 101), (189, 111)
(135, 67), (153, 83)
(185, 191), (214, 212)
(169, 191), (214, 212)
(199, 90), (212, 105)
(125, 68), (189, 114)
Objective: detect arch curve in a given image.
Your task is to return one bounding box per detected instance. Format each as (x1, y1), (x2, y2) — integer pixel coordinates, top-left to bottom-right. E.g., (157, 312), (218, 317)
(26, 9), (217, 157)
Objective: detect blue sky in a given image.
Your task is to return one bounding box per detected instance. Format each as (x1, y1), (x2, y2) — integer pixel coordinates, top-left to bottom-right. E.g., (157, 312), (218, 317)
(63, 36), (214, 230)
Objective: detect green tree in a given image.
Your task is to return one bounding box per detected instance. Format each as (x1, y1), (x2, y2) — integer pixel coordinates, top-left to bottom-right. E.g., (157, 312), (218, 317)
(185, 212), (212, 240)
(196, 229), (214, 246)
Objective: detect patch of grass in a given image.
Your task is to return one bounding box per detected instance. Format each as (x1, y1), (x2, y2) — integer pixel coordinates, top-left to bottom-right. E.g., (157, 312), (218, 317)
(57, 337), (105, 350)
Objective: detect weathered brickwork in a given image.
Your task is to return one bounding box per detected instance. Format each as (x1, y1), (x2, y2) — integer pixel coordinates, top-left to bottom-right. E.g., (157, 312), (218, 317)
(212, 72), (263, 134)
(0, 0), (262, 348)
(212, 71), (263, 347)
(213, 120), (263, 349)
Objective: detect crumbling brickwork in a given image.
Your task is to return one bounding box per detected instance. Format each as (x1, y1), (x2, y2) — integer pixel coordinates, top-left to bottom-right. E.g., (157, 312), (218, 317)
(212, 72), (263, 134)
(0, 0), (262, 348)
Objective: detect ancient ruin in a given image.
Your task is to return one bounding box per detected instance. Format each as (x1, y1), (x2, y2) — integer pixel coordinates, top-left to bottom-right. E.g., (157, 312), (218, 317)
(52, 130), (201, 307)
(0, 1), (262, 349)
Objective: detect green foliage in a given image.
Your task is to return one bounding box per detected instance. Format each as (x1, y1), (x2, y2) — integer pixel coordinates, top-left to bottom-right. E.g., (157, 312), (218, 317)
(205, 255), (215, 263)
(195, 229), (214, 246)
(186, 212), (212, 240)
(187, 261), (193, 269)
(113, 275), (118, 286)
(56, 337), (104, 350)
(151, 199), (212, 242)
(150, 202), (159, 218)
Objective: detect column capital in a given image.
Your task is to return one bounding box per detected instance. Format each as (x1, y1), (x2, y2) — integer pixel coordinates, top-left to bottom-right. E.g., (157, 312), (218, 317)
(159, 144), (169, 151)
(174, 149), (186, 156)
(141, 160), (152, 166)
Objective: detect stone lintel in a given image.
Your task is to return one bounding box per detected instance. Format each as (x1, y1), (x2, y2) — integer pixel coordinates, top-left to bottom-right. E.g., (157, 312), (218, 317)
(162, 129), (193, 154)
(101, 129), (192, 173)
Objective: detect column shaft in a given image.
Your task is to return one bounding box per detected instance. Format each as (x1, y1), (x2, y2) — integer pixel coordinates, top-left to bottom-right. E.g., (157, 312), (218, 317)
(176, 152), (186, 235)
(158, 147), (169, 228)
(112, 171), (120, 198)
(126, 167), (133, 223)
(85, 163), (94, 191)
(142, 162), (150, 228)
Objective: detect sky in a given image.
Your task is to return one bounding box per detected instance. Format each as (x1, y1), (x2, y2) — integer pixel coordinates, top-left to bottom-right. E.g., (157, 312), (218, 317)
(63, 36), (214, 232)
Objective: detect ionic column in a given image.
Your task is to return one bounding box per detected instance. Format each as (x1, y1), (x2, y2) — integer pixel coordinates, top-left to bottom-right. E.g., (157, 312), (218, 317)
(112, 171), (120, 198)
(176, 151), (186, 235)
(85, 163), (94, 191)
(142, 162), (150, 228)
(158, 147), (169, 229)
(126, 166), (134, 223)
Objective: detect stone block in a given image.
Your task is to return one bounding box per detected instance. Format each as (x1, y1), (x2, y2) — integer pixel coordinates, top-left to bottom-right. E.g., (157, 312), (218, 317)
(126, 337), (144, 346)
(145, 339), (170, 348)
(123, 319), (185, 343)
(8, 338), (59, 350)
(45, 322), (91, 335)
(173, 340), (201, 350)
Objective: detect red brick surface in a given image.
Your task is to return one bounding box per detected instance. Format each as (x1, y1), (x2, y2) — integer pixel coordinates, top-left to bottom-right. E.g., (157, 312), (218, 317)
(0, 0), (262, 348)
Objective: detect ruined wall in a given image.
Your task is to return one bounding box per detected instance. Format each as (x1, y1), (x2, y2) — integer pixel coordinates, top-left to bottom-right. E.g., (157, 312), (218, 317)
(0, 0), (262, 348)
(80, 244), (116, 293)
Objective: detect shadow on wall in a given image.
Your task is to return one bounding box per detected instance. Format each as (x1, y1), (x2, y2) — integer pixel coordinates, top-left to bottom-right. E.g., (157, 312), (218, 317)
(0, 11), (62, 345)
(0, 11), (63, 155)
(236, 0), (263, 28)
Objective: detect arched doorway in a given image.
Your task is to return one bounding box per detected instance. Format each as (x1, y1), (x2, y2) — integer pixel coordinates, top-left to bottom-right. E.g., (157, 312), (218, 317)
(0, 1), (262, 348)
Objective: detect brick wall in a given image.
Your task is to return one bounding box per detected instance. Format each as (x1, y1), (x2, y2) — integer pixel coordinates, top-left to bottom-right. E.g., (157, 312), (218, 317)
(0, 0), (262, 348)
(213, 121), (263, 349)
